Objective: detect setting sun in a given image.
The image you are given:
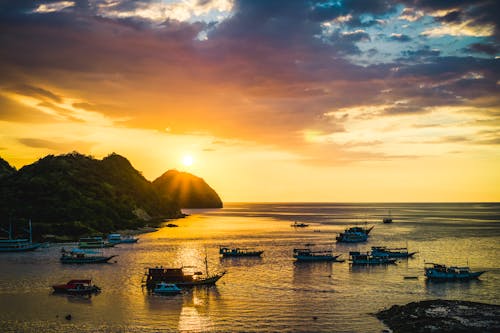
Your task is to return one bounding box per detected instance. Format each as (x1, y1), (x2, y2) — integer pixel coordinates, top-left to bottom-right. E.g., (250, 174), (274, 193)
(182, 154), (194, 167)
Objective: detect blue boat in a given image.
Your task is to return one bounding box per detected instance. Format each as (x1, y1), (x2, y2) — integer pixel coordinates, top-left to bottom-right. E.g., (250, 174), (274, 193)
(371, 246), (417, 258)
(108, 233), (139, 244)
(60, 248), (117, 264)
(424, 263), (486, 281)
(336, 230), (368, 243)
(0, 220), (41, 252)
(219, 246), (263, 257)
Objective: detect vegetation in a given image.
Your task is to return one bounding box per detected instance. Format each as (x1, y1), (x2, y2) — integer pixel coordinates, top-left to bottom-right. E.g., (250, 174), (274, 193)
(0, 152), (221, 240)
(153, 170), (223, 209)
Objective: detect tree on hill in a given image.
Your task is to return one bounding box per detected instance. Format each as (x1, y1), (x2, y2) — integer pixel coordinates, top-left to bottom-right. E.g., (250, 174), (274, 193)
(0, 156), (15, 178)
(153, 170), (223, 208)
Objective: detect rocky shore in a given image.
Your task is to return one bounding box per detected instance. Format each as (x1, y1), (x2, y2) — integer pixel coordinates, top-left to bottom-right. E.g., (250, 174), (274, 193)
(376, 299), (500, 333)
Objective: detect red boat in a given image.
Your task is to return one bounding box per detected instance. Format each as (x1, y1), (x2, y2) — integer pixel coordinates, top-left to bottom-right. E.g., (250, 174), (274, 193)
(52, 279), (101, 294)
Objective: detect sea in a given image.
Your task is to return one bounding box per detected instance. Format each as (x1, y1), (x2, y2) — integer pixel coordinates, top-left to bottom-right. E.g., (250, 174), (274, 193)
(0, 203), (499, 332)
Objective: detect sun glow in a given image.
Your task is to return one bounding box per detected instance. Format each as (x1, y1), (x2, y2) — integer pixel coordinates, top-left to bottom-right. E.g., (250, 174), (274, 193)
(182, 154), (194, 166)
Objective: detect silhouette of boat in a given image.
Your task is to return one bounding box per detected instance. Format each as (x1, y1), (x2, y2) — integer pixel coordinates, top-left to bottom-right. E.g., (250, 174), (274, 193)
(349, 251), (397, 265)
(52, 279), (101, 294)
(336, 230), (368, 243)
(424, 263), (486, 280)
(60, 248), (117, 264)
(383, 210), (393, 223)
(291, 221), (309, 228)
(219, 246), (263, 257)
(78, 236), (114, 249)
(371, 246), (417, 258)
(293, 248), (344, 262)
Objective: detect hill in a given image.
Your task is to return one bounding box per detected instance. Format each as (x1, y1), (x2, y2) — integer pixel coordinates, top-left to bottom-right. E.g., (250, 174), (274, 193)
(0, 153), (220, 239)
(153, 170), (223, 208)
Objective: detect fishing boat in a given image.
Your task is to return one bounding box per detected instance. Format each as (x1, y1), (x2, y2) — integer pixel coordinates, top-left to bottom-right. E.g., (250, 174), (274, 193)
(107, 233), (138, 244)
(371, 246), (417, 258)
(153, 282), (182, 295)
(383, 210), (393, 223)
(336, 230), (368, 243)
(78, 236), (114, 249)
(293, 248), (344, 262)
(219, 246), (263, 257)
(52, 279), (101, 295)
(349, 251), (397, 265)
(60, 248), (117, 264)
(346, 224), (374, 235)
(0, 220), (41, 252)
(291, 221), (309, 228)
(424, 263), (486, 281)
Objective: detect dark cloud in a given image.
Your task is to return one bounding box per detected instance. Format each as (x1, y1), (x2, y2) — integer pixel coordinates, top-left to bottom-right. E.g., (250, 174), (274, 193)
(17, 137), (95, 151)
(389, 34), (411, 42)
(465, 43), (499, 55)
(9, 84), (62, 103)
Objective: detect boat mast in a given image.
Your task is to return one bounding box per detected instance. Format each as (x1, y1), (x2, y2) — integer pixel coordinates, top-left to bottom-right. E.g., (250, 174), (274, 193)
(204, 247), (209, 277)
(29, 219), (32, 243)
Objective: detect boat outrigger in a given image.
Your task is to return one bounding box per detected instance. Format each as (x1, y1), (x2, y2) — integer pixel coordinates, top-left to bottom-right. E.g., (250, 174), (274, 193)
(349, 251), (397, 265)
(371, 246), (417, 258)
(424, 263), (486, 281)
(293, 248), (344, 262)
(219, 246), (263, 257)
(60, 248), (117, 264)
(52, 279), (101, 295)
(0, 220), (41, 252)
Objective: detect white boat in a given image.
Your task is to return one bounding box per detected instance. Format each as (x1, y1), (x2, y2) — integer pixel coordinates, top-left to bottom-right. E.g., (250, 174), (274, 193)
(153, 282), (182, 295)
(107, 233), (138, 244)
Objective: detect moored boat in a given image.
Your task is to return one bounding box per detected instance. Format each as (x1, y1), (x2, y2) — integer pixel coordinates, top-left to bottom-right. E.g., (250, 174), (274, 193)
(371, 246), (417, 258)
(219, 246), (263, 257)
(60, 248), (117, 264)
(153, 282), (182, 295)
(0, 220), (41, 252)
(293, 248), (344, 262)
(424, 263), (486, 281)
(336, 230), (368, 243)
(52, 279), (101, 294)
(78, 236), (114, 249)
(107, 233), (138, 244)
(291, 221), (309, 227)
(383, 210), (393, 223)
(349, 251), (397, 265)
(346, 225), (374, 235)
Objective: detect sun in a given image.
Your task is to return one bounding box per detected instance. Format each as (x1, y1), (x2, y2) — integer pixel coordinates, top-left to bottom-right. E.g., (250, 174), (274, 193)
(182, 154), (194, 167)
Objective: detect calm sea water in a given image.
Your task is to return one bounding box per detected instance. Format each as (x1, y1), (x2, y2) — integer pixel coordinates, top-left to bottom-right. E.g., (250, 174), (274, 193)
(0, 203), (499, 332)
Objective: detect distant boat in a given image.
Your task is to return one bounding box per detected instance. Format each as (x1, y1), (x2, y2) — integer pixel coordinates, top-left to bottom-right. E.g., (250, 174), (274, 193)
(78, 236), (114, 249)
(336, 230), (368, 243)
(153, 282), (182, 295)
(346, 225), (374, 235)
(60, 248), (117, 264)
(293, 248), (344, 262)
(52, 279), (101, 295)
(0, 220), (41, 252)
(107, 233), (138, 244)
(219, 246), (263, 257)
(291, 221), (309, 228)
(383, 210), (393, 224)
(349, 251), (397, 265)
(424, 263), (486, 281)
(371, 246), (417, 258)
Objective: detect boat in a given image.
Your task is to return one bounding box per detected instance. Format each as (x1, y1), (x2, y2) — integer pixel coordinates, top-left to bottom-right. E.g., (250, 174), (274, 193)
(336, 230), (368, 243)
(0, 220), (42, 252)
(219, 246), (263, 257)
(78, 236), (114, 249)
(346, 225), (374, 235)
(293, 248), (344, 262)
(291, 221), (309, 228)
(371, 246), (417, 258)
(153, 282), (182, 295)
(383, 210), (393, 223)
(107, 233), (138, 244)
(52, 279), (101, 295)
(60, 248), (117, 264)
(424, 263), (486, 281)
(349, 251), (397, 265)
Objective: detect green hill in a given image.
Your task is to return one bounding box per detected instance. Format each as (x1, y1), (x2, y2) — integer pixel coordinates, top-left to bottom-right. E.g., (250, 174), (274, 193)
(0, 152), (220, 239)
(153, 170), (223, 208)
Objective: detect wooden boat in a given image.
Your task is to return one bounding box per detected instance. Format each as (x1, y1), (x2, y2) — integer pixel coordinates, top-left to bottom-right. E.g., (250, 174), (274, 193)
(336, 230), (368, 243)
(0, 220), (41, 252)
(346, 225), (374, 235)
(60, 248), (117, 264)
(219, 246), (263, 257)
(291, 221), (309, 228)
(144, 266), (225, 288)
(293, 248), (344, 262)
(52, 279), (101, 294)
(424, 263), (486, 281)
(153, 282), (182, 295)
(78, 236), (114, 249)
(107, 233), (138, 244)
(349, 251), (397, 265)
(371, 246), (417, 258)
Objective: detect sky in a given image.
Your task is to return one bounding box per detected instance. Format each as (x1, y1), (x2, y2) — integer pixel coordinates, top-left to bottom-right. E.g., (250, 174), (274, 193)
(0, 0), (499, 202)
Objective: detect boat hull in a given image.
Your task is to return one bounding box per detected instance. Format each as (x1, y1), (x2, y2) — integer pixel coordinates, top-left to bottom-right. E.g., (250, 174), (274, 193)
(425, 270), (485, 280)
(0, 243), (42, 252)
(221, 251), (263, 257)
(146, 272), (226, 288)
(60, 255), (117, 264)
(294, 255), (343, 262)
(351, 259), (397, 265)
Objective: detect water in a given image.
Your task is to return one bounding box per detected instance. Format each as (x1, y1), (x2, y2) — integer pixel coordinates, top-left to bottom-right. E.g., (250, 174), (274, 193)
(0, 203), (499, 332)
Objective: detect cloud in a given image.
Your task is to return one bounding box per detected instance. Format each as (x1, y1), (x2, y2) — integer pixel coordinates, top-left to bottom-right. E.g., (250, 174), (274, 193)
(17, 137), (95, 152)
(389, 33), (411, 42)
(465, 43), (498, 55)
